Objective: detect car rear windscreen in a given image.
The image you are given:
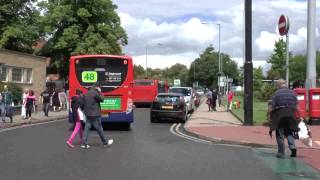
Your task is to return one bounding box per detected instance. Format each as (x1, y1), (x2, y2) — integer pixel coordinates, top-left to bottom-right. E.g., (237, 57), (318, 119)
(157, 95), (180, 103)
(75, 57), (128, 92)
(169, 88), (191, 96)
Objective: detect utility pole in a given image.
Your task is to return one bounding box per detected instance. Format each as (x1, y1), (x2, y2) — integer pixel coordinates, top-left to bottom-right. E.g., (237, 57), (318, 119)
(244, 0), (253, 125)
(306, 0), (317, 89)
(145, 47), (148, 77)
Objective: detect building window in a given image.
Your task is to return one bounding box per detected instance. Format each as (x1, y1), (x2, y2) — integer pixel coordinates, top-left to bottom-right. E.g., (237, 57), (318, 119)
(0, 66), (7, 81)
(25, 69), (32, 83)
(12, 68), (23, 82)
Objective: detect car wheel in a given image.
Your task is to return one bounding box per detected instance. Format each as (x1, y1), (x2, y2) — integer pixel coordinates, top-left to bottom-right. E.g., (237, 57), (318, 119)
(180, 111), (188, 123)
(150, 114), (157, 123)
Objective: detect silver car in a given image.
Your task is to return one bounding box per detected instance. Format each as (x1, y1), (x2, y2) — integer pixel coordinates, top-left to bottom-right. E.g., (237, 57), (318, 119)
(168, 87), (195, 113)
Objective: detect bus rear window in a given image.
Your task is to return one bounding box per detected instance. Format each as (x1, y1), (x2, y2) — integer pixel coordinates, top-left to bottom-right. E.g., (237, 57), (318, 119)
(75, 57), (128, 92)
(134, 81), (154, 86)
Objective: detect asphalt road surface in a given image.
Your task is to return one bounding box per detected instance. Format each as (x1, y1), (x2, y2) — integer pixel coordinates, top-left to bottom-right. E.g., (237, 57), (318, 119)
(0, 108), (282, 180)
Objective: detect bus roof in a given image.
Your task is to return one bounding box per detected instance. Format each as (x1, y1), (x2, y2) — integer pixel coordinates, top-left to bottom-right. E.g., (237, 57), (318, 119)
(70, 54), (132, 59)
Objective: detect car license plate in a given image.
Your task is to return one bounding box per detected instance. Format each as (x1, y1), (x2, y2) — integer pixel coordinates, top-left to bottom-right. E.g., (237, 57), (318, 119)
(162, 105), (173, 110)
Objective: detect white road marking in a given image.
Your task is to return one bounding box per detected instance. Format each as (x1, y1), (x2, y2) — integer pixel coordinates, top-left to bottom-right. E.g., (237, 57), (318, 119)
(169, 123), (211, 144)
(0, 119), (66, 133)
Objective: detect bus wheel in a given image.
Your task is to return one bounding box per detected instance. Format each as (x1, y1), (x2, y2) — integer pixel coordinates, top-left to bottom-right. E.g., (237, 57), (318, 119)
(123, 123), (131, 131)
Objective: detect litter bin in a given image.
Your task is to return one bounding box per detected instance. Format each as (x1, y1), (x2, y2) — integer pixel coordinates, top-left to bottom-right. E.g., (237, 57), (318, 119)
(309, 88), (320, 120)
(294, 88), (308, 119)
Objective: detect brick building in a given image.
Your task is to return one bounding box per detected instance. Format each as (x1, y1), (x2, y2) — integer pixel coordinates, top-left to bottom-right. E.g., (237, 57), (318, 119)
(0, 49), (46, 104)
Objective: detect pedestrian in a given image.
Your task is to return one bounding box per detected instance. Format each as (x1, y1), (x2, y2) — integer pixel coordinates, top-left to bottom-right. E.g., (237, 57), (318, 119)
(52, 89), (60, 112)
(21, 89), (29, 119)
(212, 89), (217, 111)
(58, 89), (67, 110)
(81, 83), (113, 149)
(217, 90), (222, 107)
(25, 90), (36, 120)
(269, 79), (300, 158)
(227, 91), (234, 111)
(66, 89), (84, 148)
(206, 89), (213, 111)
(40, 88), (51, 117)
(0, 91), (4, 123)
(1, 85), (13, 123)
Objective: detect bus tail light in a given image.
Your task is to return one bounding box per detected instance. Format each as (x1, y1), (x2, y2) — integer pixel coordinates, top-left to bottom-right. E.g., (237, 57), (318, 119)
(126, 98), (134, 114)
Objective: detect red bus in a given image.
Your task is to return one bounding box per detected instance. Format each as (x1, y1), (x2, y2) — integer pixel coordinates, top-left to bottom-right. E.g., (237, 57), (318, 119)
(133, 79), (169, 105)
(68, 55), (134, 128)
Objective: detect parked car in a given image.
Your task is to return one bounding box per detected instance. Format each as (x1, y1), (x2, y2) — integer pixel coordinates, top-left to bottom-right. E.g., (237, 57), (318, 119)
(168, 87), (195, 113)
(196, 89), (205, 96)
(150, 93), (188, 123)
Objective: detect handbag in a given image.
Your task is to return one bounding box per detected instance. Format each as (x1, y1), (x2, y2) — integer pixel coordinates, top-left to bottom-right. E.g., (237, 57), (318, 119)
(298, 121), (312, 147)
(77, 108), (86, 122)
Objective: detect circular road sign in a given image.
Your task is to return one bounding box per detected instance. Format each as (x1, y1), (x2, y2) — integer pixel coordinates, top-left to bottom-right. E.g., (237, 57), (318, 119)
(278, 15), (289, 36)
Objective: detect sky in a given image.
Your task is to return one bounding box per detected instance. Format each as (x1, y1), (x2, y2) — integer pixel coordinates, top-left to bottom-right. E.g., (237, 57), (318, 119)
(112, 0), (320, 71)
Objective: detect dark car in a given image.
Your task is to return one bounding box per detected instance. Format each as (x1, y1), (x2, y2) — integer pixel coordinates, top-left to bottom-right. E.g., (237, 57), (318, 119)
(150, 93), (188, 123)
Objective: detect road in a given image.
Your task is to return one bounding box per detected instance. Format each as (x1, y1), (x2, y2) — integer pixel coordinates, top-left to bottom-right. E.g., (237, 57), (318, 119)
(0, 108), (283, 180)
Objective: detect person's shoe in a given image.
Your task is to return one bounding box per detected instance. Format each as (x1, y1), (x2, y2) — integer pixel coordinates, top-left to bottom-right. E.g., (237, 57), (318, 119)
(276, 153), (285, 159)
(291, 149), (297, 157)
(104, 139), (114, 146)
(66, 141), (75, 148)
(81, 144), (90, 149)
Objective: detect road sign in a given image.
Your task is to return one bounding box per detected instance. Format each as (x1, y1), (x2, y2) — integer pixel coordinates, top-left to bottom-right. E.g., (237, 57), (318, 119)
(278, 15), (289, 36)
(173, 79), (181, 87)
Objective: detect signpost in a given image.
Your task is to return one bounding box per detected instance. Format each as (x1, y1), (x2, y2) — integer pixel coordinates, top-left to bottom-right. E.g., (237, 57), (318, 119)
(278, 15), (290, 87)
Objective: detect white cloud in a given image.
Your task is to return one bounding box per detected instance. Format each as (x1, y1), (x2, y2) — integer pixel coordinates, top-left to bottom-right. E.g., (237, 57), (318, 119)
(255, 31), (279, 52)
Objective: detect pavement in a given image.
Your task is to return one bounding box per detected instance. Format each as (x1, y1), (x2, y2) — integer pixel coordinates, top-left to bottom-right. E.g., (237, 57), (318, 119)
(185, 99), (320, 171)
(0, 109), (68, 129)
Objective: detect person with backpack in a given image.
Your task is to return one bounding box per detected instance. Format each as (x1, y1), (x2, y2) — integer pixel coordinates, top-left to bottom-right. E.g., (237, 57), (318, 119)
(206, 88), (213, 111)
(66, 89), (84, 148)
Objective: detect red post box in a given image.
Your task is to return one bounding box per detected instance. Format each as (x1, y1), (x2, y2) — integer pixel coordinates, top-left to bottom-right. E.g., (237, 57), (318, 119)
(309, 88), (320, 120)
(294, 88), (308, 119)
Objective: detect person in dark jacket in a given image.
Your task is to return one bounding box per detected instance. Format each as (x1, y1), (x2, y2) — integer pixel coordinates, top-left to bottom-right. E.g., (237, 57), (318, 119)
(1, 85), (13, 123)
(66, 89), (84, 148)
(81, 84), (113, 149)
(269, 79), (300, 158)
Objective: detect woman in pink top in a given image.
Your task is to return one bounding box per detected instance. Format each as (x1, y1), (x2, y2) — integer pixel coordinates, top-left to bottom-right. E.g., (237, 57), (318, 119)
(227, 91), (234, 110)
(26, 90), (36, 120)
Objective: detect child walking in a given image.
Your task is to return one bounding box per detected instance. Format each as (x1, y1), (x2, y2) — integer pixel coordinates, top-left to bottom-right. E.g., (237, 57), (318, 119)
(66, 89), (84, 148)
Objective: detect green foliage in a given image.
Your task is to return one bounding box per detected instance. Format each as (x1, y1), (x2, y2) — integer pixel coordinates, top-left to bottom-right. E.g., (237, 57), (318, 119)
(0, 82), (23, 105)
(134, 65), (146, 79)
(0, 0), (41, 53)
(267, 39), (286, 80)
(256, 83), (277, 101)
(253, 67), (264, 92)
(38, 0), (128, 78)
(188, 45), (239, 88)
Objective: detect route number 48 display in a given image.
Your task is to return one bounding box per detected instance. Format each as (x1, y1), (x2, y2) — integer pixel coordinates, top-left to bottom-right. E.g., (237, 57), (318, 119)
(82, 71), (98, 83)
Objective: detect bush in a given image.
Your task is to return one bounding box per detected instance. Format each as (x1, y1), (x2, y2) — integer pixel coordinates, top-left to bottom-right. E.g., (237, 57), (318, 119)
(255, 83), (277, 101)
(0, 82), (23, 105)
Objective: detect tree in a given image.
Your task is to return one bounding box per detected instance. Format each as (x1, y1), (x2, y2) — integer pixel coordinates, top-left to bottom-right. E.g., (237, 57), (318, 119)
(166, 63), (189, 86)
(253, 67), (264, 92)
(267, 39), (287, 79)
(0, 0), (41, 53)
(188, 45), (239, 88)
(133, 65), (145, 79)
(38, 0), (128, 78)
